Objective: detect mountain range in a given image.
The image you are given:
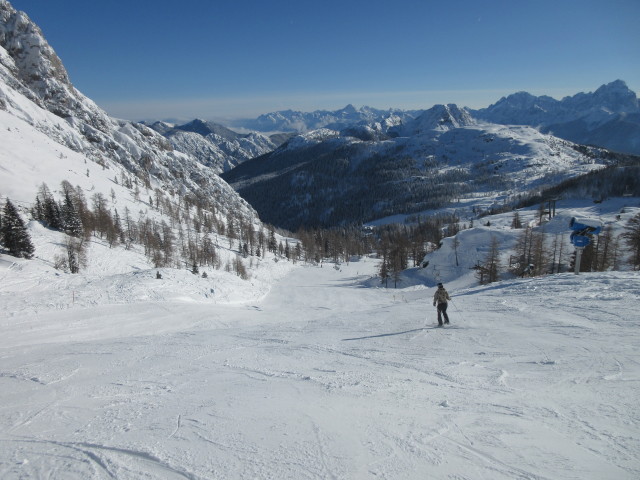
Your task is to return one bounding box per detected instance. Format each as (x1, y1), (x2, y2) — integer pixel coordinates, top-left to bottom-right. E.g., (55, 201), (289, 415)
(2, 0), (639, 238)
(143, 119), (291, 174)
(216, 83), (640, 230)
(472, 79), (640, 155)
(222, 103), (634, 230)
(223, 80), (640, 156)
(230, 104), (421, 134)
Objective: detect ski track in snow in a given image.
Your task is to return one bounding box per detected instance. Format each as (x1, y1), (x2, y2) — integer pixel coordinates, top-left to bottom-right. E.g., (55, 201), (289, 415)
(1, 259), (639, 479)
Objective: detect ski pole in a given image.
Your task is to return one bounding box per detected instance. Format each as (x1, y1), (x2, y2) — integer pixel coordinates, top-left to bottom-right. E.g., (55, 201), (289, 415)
(449, 298), (460, 312)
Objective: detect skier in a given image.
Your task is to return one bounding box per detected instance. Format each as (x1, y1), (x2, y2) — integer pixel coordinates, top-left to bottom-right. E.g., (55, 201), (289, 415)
(433, 282), (451, 326)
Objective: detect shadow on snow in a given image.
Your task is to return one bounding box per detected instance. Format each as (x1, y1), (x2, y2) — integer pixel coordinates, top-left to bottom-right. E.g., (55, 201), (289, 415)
(342, 328), (426, 341)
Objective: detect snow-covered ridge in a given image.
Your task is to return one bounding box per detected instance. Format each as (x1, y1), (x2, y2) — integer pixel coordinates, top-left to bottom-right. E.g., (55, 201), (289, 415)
(223, 100), (617, 229)
(222, 80), (640, 155)
(473, 79), (639, 126)
(0, 0), (255, 221)
(232, 103), (421, 133)
(145, 119), (280, 174)
(472, 80), (640, 155)
(282, 127), (342, 150)
(396, 104), (476, 136)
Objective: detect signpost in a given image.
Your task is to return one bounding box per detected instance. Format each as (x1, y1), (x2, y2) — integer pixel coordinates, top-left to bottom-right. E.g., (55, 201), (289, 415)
(569, 217), (603, 274)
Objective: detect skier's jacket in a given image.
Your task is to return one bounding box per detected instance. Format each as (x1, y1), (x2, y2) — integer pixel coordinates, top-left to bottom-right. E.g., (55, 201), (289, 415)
(433, 288), (451, 305)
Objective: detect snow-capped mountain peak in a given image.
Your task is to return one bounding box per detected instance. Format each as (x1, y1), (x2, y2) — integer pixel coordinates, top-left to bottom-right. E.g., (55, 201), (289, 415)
(476, 79), (639, 125)
(342, 103), (358, 114)
(1, 0), (257, 219)
(232, 104), (421, 133)
(472, 80), (640, 154)
(1, 3), (69, 86)
(398, 104), (476, 136)
(143, 118), (279, 174)
(587, 79), (639, 112)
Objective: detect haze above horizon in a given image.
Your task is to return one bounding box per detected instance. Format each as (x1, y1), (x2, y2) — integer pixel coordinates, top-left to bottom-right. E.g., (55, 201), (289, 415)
(8, 0), (640, 122)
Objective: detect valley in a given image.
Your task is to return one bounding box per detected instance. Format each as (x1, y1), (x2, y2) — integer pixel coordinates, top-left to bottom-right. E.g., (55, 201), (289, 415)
(1, 2), (640, 478)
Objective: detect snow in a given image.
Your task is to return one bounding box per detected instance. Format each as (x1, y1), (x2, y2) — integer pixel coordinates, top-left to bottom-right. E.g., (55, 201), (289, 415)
(1, 106), (639, 477)
(2, 75), (639, 480)
(0, 109), (89, 204)
(1, 239), (639, 479)
(2, 6), (639, 477)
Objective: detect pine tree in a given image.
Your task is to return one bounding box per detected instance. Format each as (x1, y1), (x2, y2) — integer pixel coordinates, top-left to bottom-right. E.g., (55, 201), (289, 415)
(549, 233), (566, 274)
(594, 225), (617, 272)
(378, 234), (391, 287)
(43, 195), (62, 230)
(268, 226), (277, 253)
(73, 185), (92, 239)
(1, 199), (35, 259)
(452, 235), (460, 267)
(201, 233), (217, 267)
(234, 256), (248, 279)
(622, 213), (640, 270)
(31, 196), (44, 222)
(114, 209), (125, 245)
(61, 191), (83, 237)
(65, 236), (86, 273)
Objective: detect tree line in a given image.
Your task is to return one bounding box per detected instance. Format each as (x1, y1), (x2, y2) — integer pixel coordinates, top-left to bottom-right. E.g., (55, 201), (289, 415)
(2, 178), (377, 278)
(1, 177), (267, 279)
(473, 209), (640, 285)
(4, 172), (640, 287)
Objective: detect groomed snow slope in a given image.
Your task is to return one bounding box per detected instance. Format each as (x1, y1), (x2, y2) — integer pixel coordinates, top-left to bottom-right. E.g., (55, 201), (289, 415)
(1, 256), (638, 479)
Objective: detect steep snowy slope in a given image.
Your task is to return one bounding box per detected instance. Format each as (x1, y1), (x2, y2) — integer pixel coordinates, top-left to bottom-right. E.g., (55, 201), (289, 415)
(0, 0), (255, 220)
(416, 197), (640, 290)
(147, 119), (279, 174)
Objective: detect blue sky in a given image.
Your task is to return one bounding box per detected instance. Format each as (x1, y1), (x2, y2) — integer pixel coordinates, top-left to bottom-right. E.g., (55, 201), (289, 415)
(9, 0), (640, 121)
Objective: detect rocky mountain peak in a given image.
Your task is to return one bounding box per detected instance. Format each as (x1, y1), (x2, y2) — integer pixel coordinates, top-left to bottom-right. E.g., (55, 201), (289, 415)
(400, 104), (475, 136)
(0, 1), (69, 85)
(173, 118), (246, 143)
(0, 0), (110, 132)
(471, 80), (640, 154)
(0, 0), (259, 222)
(341, 104), (358, 114)
(590, 79), (638, 112)
(493, 91), (557, 110)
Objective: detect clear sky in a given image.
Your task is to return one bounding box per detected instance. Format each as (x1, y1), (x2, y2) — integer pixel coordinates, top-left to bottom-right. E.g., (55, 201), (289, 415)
(8, 0), (640, 122)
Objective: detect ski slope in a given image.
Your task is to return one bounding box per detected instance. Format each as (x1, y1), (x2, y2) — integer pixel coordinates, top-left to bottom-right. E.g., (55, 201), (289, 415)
(1, 256), (639, 479)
